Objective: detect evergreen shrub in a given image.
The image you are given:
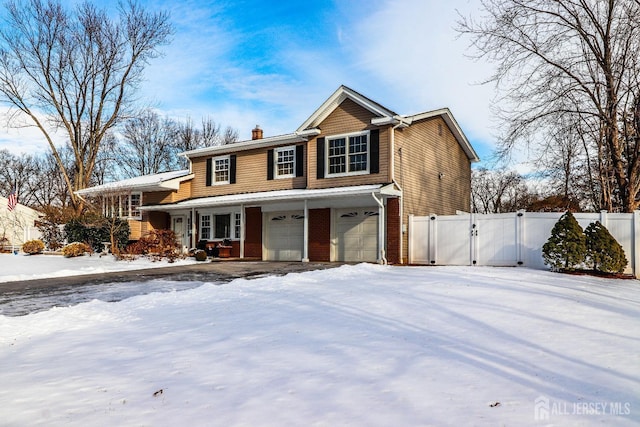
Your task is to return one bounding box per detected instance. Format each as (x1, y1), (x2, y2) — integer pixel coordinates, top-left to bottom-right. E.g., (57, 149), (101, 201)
(64, 217), (129, 253)
(584, 221), (628, 273)
(542, 211), (586, 271)
(194, 249), (207, 261)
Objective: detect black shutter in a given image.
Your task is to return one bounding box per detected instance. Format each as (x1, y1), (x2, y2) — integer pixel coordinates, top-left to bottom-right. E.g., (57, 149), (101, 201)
(267, 149), (274, 180)
(370, 129), (379, 174)
(295, 145), (304, 177)
(229, 155), (236, 184)
(316, 137), (325, 179)
(205, 158), (212, 186)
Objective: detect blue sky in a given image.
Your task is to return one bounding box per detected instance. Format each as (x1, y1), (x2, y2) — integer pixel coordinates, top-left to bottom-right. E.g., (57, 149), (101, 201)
(1, 0), (496, 163)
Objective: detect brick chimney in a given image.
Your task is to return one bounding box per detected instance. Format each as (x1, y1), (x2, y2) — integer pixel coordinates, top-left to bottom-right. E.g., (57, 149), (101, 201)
(252, 125), (263, 140)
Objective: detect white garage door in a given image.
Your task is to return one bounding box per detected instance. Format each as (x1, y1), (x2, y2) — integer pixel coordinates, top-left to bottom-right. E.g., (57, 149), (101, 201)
(335, 208), (379, 262)
(264, 211), (304, 261)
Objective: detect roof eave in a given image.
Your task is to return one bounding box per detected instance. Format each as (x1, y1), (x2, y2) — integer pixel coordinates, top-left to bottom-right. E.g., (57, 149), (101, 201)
(297, 85), (396, 132)
(181, 134), (308, 159)
(139, 184), (392, 211)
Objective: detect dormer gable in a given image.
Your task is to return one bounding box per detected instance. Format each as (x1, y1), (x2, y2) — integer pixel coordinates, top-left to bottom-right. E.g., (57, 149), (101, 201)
(297, 85), (397, 133)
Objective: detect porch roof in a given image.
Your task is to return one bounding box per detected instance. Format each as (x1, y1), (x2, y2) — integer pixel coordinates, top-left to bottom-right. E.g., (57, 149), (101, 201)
(75, 170), (193, 196)
(140, 184), (401, 212)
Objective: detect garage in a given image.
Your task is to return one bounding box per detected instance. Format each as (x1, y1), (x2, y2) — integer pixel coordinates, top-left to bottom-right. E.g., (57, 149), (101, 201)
(334, 207), (379, 262)
(264, 211), (304, 261)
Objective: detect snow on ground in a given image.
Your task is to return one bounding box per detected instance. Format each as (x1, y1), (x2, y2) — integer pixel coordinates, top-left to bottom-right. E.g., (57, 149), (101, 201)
(0, 263), (638, 426)
(0, 253), (198, 283)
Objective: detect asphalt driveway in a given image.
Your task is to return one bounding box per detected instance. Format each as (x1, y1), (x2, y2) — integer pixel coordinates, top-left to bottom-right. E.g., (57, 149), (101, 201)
(0, 261), (341, 316)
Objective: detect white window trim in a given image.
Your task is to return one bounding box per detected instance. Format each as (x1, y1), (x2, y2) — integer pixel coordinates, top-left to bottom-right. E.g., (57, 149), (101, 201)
(325, 130), (370, 178)
(129, 192), (142, 220)
(213, 155), (231, 185)
(200, 214), (212, 241)
(199, 211), (241, 241)
(274, 145), (296, 179)
(103, 192), (142, 220)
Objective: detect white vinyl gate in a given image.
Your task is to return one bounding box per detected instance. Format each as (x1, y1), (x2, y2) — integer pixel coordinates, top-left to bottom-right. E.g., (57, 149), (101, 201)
(409, 211), (640, 278)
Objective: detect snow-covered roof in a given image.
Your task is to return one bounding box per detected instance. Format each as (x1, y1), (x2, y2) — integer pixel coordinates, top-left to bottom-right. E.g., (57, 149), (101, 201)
(140, 184), (401, 211)
(181, 133), (313, 159)
(75, 170), (193, 196)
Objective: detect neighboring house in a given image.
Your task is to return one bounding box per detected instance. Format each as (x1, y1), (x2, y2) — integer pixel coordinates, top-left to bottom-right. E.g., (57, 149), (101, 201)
(76, 85), (479, 263)
(0, 197), (42, 251)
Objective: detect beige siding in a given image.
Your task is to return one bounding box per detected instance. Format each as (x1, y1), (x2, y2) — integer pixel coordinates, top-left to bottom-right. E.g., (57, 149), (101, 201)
(308, 98), (389, 189)
(128, 219), (142, 240)
(394, 116), (472, 261)
(191, 146), (306, 198)
(144, 191), (173, 206)
(174, 180), (191, 202)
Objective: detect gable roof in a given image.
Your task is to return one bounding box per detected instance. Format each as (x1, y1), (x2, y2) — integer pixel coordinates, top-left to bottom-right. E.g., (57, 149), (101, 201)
(297, 85), (397, 132)
(75, 170), (193, 196)
(299, 85), (479, 162)
(414, 109), (479, 162)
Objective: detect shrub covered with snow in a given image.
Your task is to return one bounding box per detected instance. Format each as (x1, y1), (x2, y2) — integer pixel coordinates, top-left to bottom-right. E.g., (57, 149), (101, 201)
(62, 242), (91, 258)
(194, 249), (207, 261)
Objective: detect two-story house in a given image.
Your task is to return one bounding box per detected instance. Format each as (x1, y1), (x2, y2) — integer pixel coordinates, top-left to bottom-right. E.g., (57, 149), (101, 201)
(76, 85), (479, 264)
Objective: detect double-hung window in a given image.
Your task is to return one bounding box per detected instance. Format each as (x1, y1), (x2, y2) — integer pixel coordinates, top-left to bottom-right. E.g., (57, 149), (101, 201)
(327, 131), (369, 176)
(214, 156), (230, 184)
(200, 215), (211, 240)
(275, 146), (295, 178)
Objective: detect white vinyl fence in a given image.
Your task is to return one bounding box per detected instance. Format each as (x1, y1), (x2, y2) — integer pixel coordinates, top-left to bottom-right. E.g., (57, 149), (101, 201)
(409, 211), (640, 278)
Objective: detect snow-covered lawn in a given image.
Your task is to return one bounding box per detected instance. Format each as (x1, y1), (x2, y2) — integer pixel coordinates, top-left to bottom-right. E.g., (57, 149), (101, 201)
(0, 252), (198, 283)
(0, 262), (638, 426)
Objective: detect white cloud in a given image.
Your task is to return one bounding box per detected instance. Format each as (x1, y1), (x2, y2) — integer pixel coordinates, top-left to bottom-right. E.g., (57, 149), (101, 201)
(343, 0), (496, 156)
(0, 108), (66, 155)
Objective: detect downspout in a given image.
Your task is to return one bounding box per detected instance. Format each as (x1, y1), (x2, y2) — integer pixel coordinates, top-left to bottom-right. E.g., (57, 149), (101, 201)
(302, 199), (309, 262)
(390, 119), (406, 264)
(240, 204), (245, 259)
(372, 192), (387, 265)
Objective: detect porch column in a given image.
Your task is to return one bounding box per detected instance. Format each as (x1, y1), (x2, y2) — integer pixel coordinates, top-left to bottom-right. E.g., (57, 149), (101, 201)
(302, 199), (309, 262)
(190, 207), (196, 248)
(240, 204), (245, 259)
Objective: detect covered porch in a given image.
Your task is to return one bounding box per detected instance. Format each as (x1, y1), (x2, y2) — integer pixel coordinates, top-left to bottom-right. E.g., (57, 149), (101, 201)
(140, 184), (402, 264)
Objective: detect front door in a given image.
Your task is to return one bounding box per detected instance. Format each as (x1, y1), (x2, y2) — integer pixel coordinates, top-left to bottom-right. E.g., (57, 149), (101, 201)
(172, 216), (188, 252)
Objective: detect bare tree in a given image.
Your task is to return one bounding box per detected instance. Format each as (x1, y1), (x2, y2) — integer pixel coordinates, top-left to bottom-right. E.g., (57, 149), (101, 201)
(0, 149), (38, 207)
(172, 116), (238, 169)
(118, 109), (177, 177)
(31, 148), (73, 208)
(0, 0), (172, 215)
(471, 167), (533, 213)
(175, 116), (239, 151)
(458, 0), (640, 212)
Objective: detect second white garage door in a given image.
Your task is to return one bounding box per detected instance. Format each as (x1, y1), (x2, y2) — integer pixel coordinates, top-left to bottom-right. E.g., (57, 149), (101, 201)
(264, 211), (304, 261)
(334, 207), (379, 262)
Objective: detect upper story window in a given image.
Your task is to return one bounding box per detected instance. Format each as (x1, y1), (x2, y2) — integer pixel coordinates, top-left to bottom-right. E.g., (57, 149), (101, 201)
(267, 145), (303, 180)
(214, 156), (230, 184)
(327, 131), (369, 177)
(206, 154), (236, 186)
(275, 146), (296, 178)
